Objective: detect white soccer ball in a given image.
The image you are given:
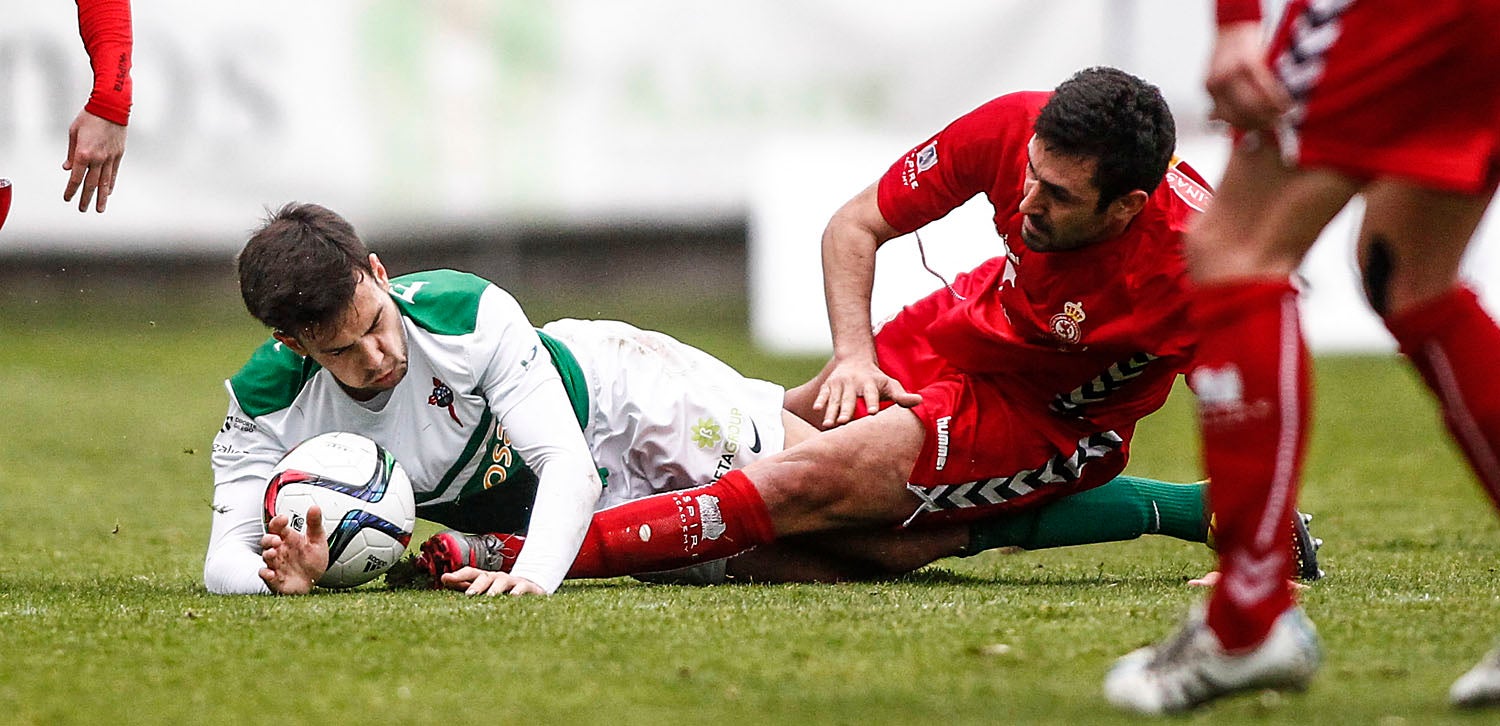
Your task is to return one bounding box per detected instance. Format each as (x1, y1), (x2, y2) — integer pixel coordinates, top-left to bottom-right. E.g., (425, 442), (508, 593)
(263, 432), (417, 588)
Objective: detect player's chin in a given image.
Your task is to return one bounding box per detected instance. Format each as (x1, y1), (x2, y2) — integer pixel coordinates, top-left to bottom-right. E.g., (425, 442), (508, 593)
(1018, 228), (1053, 252)
(369, 362), (408, 390)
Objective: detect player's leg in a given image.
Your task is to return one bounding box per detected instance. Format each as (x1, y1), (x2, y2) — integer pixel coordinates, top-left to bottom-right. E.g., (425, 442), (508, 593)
(1104, 141), (1355, 715)
(624, 474), (1321, 585)
(724, 476), (1207, 583)
(1362, 181), (1500, 504)
(964, 475), (1207, 553)
(561, 406), (928, 578)
(1355, 181), (1500, 707)
(1188, 140), (1356, 648)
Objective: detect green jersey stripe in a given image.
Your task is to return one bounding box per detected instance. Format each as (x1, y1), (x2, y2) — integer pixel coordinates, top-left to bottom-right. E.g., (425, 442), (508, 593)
(420, 407), (496, 505)
(536, 329), (590, 430)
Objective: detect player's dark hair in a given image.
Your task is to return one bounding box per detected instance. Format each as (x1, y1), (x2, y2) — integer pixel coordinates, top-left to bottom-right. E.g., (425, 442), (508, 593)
(238, 202), (374, 337)
(1034, 67), (1176, 212)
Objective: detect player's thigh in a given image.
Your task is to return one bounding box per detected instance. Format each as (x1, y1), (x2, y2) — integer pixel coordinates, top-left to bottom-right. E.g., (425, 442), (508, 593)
(1357, 179), (1498, 315)
(548, 318), (786, 505)
(1187, 141), (1360, 282)
(782, 409), (819, 448)
(745, 406), (927, 532)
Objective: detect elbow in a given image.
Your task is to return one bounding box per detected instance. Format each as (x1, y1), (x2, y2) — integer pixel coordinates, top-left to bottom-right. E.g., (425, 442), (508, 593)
(202, 555), (264, 596)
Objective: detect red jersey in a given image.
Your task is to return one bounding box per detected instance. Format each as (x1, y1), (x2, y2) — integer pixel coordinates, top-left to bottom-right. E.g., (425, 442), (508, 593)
(76, 0), (133, 126)
(874, 92), (1202, 451)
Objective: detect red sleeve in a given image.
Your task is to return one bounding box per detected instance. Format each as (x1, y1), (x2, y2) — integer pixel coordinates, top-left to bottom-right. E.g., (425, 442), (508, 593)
(1216, 0), (1262, 25)
(875, 91), (1045, 235)
(76, 0), (133, 125)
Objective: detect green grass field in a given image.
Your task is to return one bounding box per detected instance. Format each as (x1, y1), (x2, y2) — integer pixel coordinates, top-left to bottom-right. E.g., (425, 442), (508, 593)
(4, 286), (1500, 725)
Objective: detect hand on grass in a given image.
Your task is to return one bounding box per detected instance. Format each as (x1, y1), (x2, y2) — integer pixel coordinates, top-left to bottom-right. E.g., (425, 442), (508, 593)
(440, 566), (548, 597)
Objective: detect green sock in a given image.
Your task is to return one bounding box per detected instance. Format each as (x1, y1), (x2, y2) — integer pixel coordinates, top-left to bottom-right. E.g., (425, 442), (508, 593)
(960, 475), (1207, 555)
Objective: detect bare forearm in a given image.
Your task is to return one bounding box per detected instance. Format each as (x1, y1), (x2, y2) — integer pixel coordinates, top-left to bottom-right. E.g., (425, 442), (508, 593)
(822, 226), (879, 362)
(821, 183), (894, 362)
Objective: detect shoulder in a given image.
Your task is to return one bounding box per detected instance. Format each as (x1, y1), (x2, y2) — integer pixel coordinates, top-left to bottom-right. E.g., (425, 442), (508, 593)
(942, 91), (1049, 146)
(1154, 158), (1214, 232)
(975, 90), (1051, 121)
(388, 270), (499, 336)
(228, 338), (321, 419)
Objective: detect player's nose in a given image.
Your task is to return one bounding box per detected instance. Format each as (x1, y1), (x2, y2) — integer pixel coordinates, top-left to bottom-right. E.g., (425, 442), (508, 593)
(1018, 182), (1045, 215)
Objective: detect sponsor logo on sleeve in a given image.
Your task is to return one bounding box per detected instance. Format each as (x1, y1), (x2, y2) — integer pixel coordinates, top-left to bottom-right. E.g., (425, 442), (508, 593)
(900, 140), (940, 189)
(220, 416), (257, 434)
(915, 141), (938, 172)
(1165, 168), (1211, 213)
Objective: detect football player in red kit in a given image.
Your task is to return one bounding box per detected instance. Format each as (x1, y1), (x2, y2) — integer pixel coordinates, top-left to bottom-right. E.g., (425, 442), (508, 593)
(65, 0), (133, 213)
(1105, 0), (1500, 714)
(427, 67), (1223, 588)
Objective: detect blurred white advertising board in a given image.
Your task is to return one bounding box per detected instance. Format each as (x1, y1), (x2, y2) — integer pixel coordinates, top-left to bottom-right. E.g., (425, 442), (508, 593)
(1, 1), (1208, 250)
(1, 1), (1493, 351)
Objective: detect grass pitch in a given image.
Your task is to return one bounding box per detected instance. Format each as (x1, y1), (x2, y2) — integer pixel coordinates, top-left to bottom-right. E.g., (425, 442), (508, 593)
(3, 285), (1500, 725)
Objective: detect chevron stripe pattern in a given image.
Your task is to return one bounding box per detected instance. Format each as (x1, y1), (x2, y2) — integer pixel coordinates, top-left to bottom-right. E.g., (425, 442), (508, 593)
(902, 430), (1124, 524)
(1274, 0), (1356, 158)
(1050, 352), (1160, 419)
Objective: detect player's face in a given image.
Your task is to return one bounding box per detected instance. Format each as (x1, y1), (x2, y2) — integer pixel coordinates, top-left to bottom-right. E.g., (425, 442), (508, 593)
(278, 256), (410, 401)
(1018, 136), (1116, 252)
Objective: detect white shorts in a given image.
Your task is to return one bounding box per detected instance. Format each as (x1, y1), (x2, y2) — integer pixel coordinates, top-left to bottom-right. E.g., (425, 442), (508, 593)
(538, 319), (787, 510)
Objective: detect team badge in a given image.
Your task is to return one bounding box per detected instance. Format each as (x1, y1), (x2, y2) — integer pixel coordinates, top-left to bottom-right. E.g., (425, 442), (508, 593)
(428, 377), (463, 426)
(1049, 301), (1087, 344)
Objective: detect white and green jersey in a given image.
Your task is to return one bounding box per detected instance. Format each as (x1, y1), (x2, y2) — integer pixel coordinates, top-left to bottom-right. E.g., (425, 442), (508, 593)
(205, 270), (601, 595)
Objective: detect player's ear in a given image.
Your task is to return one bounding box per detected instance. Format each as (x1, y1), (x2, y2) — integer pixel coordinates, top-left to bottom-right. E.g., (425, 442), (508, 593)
(273, 330), (310, 357)
(368, 253), (390, 288)
(1108, 189), (1150, 223)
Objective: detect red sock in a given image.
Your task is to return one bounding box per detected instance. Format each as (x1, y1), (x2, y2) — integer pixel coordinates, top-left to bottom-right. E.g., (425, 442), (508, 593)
(1192, 280), (1304, 650)
(1385, 286), (1500, 505)
(566, 470), (777, 578)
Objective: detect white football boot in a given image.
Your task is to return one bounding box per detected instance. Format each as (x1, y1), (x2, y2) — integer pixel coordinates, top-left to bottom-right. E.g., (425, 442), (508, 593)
(1104, 605), (1321, 715)
(1450, 644), (1500, 708)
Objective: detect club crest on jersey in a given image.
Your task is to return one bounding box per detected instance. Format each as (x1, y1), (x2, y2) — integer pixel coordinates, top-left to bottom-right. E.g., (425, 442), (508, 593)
(1049, 301), (1087, 344)
(428, 377), (463, 426)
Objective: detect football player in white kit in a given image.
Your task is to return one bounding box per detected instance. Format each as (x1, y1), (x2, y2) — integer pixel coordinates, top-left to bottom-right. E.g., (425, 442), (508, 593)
(205, 203), (801, 596)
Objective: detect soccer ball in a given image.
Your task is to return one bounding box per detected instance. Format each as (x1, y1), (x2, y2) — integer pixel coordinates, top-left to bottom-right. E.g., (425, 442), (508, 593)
(263, 432), (417, 588)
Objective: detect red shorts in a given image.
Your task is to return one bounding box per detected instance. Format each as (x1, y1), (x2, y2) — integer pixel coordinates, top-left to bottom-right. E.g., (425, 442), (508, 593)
(872, 261), (1131, 526)
(1267, 0), (1500, 192)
